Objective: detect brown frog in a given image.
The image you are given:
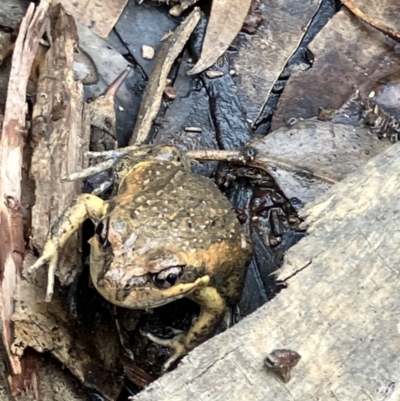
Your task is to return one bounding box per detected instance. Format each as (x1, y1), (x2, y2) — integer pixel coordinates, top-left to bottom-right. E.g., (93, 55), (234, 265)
(29, 144), (253, 369)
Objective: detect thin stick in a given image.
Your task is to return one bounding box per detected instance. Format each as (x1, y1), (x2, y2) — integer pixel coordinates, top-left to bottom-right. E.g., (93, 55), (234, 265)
(129, 8), (201, 145)
(62, 159), (115, 181)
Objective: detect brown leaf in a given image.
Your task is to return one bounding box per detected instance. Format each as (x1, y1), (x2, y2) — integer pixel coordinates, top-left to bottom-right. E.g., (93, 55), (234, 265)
(54, 0), (129, 38)
(187, 0), (252, 75)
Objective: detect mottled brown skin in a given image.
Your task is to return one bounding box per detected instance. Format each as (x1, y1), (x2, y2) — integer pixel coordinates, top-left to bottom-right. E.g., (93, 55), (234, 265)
(30, 145), (253, 369)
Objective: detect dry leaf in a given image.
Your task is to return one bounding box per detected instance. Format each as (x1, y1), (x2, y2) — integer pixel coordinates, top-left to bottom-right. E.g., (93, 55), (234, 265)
(187, 0), (252, 75)
(54, 0), (129, 38)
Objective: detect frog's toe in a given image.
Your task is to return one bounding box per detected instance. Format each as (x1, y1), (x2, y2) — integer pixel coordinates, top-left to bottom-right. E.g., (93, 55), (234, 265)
(29, 254), (50, 272)
(29, 242), (59, 302)
(145, 332), (187, 371)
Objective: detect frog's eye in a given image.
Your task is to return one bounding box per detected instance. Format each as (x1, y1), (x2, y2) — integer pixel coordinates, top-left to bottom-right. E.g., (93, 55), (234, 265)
(153, 266), (183, 289)
(95, 217), (110, 247)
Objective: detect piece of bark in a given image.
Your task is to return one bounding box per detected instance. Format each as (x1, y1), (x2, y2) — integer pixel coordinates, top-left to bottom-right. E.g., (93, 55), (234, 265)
(53, 0), (129, 39)
(13, 254), (124, 401)
(133, 132), (400, 401)
(88, 66), (132, 153)
(85, 66), (132, 193)
(0, 0), (49, 396)
(0, 348), (91, 401)
(17, 6), (125, 399)
(30, 4), (88, 287)
(76, 21), (144, 146)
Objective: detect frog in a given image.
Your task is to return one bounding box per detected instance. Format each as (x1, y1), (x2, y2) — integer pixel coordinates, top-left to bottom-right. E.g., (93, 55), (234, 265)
(29, 144), (253, 370)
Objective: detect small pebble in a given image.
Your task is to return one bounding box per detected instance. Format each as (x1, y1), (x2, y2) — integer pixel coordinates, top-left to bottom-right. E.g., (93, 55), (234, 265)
(142, 45), (155, 60)
(164, 86), (177, 100)
(206, 70), (224, 79)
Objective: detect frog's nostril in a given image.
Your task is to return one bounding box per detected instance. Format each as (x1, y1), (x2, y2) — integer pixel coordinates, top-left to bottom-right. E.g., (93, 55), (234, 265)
(152, 266), (184, 289)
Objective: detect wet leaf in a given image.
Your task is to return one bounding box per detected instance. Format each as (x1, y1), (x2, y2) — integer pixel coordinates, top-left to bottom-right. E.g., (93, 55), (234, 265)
(272, 0), (400, 130)
(249, 120), (392, 209)
(187, 0), (252, 75)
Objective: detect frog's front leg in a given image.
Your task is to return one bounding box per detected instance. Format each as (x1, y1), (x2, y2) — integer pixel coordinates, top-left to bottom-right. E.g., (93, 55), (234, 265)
(146, 286), (226, 371)
(29, 194), (107, 301)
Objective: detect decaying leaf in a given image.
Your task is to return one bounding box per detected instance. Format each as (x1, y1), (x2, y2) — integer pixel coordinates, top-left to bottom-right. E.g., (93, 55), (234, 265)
(53, 0), (129, 38)
(341, 0), (400, 42)
(231, 0), (322, 123)
(272, 1), (400, 130)
(187, 0), (252, 75)
(249, 121), (392, 208)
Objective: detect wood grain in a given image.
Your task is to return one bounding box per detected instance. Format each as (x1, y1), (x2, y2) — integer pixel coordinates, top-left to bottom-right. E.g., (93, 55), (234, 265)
(30, 4), (88, 286)
(0, 0), (49, 395)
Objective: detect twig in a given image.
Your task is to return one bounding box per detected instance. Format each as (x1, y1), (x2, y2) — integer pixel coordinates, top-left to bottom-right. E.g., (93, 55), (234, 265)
(129, 7), (201, 145)
(67, 147), (337, 186)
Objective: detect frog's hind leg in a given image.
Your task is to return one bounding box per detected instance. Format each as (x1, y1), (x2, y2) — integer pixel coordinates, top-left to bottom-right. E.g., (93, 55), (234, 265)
(146, 286), (226, 371)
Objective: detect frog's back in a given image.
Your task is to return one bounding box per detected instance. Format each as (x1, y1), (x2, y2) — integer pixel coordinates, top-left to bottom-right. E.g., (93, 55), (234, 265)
(113, 160), (240, 244)
(108, 159), (252, 305)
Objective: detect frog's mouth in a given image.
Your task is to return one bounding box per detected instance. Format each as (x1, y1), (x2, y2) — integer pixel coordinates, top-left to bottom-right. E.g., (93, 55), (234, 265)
(94, 274), (210, 309)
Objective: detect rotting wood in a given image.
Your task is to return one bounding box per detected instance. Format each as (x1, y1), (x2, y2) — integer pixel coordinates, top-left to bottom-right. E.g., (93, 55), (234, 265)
(0, 0), (49, 396)
(11, 6), (125, 399)
(29, 3), (88, 289)
(129, 7), (200, 145)
(133, 141), (400, 400)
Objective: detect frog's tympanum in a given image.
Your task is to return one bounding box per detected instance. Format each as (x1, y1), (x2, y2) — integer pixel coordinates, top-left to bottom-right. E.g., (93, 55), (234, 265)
(30, 145), (253, 369)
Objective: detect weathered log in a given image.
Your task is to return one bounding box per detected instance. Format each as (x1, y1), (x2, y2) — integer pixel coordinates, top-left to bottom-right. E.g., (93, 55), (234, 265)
(0, 1), (49, 396)
(133, 141), (400, 400)
(12, 5), (124, 400)
(29, 4), (87, 287)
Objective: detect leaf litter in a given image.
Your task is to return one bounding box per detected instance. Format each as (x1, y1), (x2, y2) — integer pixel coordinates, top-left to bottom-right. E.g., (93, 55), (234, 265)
(2, 0), (400, 399)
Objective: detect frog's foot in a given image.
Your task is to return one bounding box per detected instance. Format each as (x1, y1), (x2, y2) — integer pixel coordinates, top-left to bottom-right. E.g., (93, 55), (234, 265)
(28, 242), (59, 302)
(145, 332), (188, 372)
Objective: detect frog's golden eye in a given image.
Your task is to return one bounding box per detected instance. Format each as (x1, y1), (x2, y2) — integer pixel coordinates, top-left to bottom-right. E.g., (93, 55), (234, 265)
(152, 266), (183, 289)
(95, 217), (110, 248)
